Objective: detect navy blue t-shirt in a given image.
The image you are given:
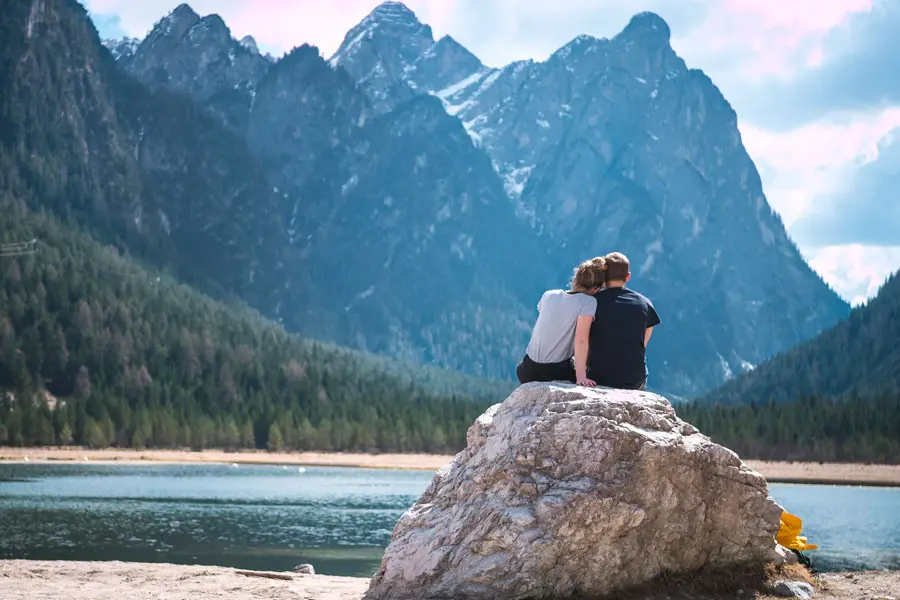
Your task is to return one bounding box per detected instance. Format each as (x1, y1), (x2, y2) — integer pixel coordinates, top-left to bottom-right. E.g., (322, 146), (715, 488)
(587, 287), (660, 389)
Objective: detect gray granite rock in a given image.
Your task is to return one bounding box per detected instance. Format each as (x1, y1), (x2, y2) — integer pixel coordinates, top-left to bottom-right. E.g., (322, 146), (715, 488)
(291, 563), (315, 575)
(365, 384), (783, 600)
(774, 581), (816, 598)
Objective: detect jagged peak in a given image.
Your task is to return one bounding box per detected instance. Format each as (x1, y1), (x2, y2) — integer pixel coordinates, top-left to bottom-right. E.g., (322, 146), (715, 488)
(148, 2), (200, 41)
(330, 0), (433, 65)
(551, 34), (604, 61)
(617, 11), (671, 44)
(164, 3), (200, 28)
(240, 35), (259, 54)
(369, 1), (419, 23)
(102, 36), (140, 48)
(268, 44), (328, 77)
(103, 37), (141, 62)
(190, 13), (229, 33)
(425, 35), (483, 67)
(356, 0), (428, 34)
(433, 34), (464, 50)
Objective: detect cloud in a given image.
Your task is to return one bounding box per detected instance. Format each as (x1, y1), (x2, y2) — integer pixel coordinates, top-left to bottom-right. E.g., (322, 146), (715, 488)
(89, 11), (128, 39)
(741, 108), (900, 239)
(790, 130), (900, 247)
(673, 0), (871, 83)
(740, 108), (900, 303)
(805, 244), (900, 306)
(722, 1), (900, 130)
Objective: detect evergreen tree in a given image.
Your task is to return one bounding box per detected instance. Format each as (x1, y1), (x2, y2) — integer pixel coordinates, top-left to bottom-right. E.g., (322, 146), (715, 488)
(267, 423), (284, 452)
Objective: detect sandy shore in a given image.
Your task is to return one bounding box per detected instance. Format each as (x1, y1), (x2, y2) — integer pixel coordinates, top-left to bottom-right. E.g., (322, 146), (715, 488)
(1, 561), (897, 600)
(1, 448), (899, 486)
(0, 561), (367, 600)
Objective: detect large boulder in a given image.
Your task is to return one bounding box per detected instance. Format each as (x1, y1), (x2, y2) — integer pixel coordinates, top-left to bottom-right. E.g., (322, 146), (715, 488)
(366, 383), (783, 600)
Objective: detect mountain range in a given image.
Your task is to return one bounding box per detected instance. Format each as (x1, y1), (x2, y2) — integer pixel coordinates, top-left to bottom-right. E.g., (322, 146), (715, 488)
(2, 0), (849, 398)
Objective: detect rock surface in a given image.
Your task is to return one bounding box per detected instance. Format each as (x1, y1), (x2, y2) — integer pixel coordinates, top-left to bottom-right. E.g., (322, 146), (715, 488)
(365, 384), (783, 600)
(774, 581), (816, 598)
(771, 544), (800, 567)
(292, 563), (316, 575)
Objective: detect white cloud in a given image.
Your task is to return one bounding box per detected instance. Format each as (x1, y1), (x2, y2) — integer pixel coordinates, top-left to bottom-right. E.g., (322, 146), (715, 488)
(739, 107), (900, 302)
(739, 106), (900, 228)
(805, 244), (900, 306)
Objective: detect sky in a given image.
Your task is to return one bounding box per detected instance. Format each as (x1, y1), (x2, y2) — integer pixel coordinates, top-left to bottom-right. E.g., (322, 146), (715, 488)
(84, 0), (900, 306)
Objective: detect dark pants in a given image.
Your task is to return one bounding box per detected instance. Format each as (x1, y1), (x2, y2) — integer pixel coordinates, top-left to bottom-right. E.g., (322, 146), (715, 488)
(516, 354), (576, 385)
(592, 376), (646, 390)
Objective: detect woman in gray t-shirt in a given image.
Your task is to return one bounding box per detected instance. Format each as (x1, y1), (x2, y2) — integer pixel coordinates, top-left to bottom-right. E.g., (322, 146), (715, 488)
(516, 257), (606, 386)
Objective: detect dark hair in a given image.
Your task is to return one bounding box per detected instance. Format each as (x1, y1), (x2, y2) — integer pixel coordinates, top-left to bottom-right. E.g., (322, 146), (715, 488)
(604, 252), (630, 282)
(571, 257), (607, 291)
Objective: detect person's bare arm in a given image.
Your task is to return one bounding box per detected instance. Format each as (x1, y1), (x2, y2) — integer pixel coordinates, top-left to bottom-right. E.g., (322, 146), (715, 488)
(574, 315), (596, 387)
(644, 326), (654, 348)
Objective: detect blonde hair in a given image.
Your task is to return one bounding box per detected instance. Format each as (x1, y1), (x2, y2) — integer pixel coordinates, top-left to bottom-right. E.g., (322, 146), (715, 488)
(571, 257), (607, 292)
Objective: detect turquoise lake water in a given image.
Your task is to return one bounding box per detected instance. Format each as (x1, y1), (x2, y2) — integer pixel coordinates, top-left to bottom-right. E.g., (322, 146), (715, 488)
(0, 463), (897, 577)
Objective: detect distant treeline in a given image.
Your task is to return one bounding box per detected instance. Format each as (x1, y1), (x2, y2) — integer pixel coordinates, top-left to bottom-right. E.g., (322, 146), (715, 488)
(0, 199), (502, 453)
(677, 390), (900, 464)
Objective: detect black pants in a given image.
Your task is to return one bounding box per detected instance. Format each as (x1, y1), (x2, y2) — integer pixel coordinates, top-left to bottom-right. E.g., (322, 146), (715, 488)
(516, 354), (576, 384)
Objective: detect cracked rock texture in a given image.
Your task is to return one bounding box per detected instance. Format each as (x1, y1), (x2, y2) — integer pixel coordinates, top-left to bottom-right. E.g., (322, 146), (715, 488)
(366, 383), (783, 600)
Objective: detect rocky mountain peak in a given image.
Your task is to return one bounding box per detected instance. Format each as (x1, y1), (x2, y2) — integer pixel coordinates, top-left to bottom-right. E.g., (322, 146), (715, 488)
(617, 11), (672, 45)
(550, 34), (604, 61)
(187, 14), (231, 44)
(331, 0), (433, 66)
(368, 1), (427, 29)
(239, 35), (259, 54)
(120, 4), (271, 130)
(327, 2), (490, 112)
(103, 37), (140, 63)
(153, 3), (200, 41)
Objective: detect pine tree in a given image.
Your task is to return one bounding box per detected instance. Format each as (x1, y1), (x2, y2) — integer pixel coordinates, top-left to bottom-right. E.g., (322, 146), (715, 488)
(267, 423), (284, 452)
(84, 419), (108, 449)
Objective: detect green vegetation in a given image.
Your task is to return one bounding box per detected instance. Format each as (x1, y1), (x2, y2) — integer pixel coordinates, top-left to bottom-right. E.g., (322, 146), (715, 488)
(700, 271), (900, 405)
(685, 267), (900, 464)
(678, 390), (900, 463)
(0, 198), (509, 452)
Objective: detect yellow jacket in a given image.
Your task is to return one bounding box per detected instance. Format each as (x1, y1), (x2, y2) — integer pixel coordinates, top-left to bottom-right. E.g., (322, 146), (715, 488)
(776, 511), (818, 551)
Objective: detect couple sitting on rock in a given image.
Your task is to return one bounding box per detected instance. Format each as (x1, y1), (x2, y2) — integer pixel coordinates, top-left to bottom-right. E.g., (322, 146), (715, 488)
(517, 252), (660, 390)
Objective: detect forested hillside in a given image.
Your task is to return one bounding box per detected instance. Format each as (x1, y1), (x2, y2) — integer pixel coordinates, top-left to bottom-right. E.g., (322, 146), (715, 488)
(701, 271), (900, 405)
(678, 392), (900, 463)
(0, 198), (509, 452)
(1, 193), (894, 463)
(682, 270), (900, 463)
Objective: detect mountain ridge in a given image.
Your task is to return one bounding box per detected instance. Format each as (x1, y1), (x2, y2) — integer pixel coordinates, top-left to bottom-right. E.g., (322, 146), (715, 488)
(48, 1), (851, 396)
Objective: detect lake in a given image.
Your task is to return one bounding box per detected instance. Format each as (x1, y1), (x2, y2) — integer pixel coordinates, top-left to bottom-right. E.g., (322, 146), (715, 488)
(0, 462), (897, 577)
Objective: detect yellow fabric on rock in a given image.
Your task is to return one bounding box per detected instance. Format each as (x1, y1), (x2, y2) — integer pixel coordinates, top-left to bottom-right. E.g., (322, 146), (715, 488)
(776, 511), (819, 551)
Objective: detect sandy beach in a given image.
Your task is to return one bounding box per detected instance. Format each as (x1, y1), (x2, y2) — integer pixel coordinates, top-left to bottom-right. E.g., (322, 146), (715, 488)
(1, 560), (897, 600)
(1, 447), (899, 486)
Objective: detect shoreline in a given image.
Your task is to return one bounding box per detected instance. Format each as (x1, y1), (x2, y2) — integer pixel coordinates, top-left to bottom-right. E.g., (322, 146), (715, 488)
(1, 448), (899, 486)
(1, 560), (897, 600)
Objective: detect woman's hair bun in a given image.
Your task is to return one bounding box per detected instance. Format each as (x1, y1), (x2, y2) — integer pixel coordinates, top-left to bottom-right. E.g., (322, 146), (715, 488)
(572, 256), (607, 290)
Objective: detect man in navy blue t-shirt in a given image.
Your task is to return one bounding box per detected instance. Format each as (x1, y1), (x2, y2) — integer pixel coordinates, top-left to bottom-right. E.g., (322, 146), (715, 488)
(587, 252), (660, 390)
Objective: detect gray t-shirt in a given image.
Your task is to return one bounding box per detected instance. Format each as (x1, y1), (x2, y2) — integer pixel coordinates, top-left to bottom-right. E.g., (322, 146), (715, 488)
(525, 289), (597, 364)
